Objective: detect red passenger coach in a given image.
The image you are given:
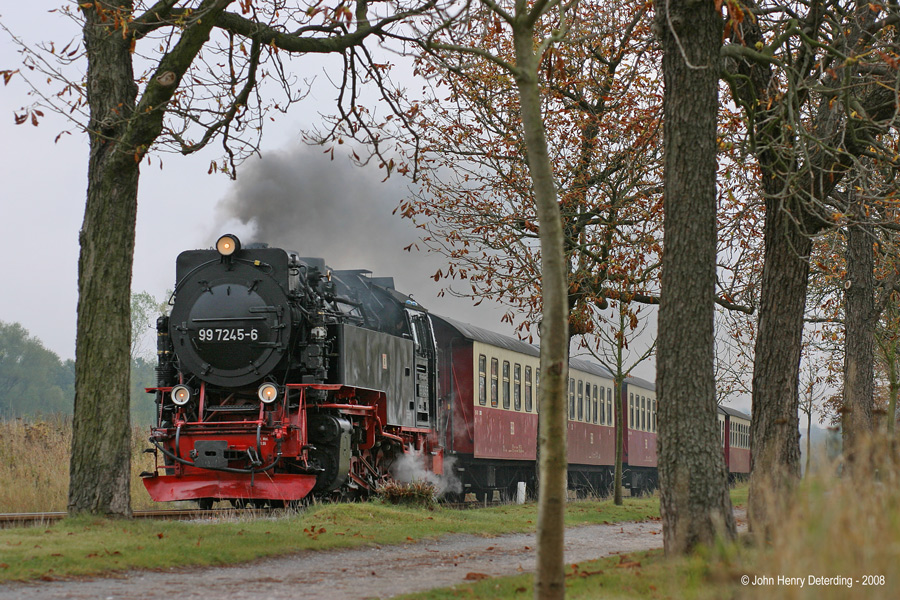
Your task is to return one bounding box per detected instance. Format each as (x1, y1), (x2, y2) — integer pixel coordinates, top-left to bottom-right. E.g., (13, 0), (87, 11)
(719, 405), (751, 479)
(432, 316), (661, 499)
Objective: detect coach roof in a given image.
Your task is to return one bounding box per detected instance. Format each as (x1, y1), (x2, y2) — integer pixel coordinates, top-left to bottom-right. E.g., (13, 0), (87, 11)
(433, 315), (622, 381)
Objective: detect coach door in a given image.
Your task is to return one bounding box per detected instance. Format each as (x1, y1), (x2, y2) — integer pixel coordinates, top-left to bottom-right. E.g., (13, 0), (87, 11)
(408, 311), (437, 428)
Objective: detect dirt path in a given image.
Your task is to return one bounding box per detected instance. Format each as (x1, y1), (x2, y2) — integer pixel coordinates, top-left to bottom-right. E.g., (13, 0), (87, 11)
(0, 510), (746, 600)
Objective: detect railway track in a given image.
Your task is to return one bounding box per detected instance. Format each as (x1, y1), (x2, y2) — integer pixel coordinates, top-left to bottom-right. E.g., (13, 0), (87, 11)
(1, 502), (478, 529)
(0, 508), (273, 529)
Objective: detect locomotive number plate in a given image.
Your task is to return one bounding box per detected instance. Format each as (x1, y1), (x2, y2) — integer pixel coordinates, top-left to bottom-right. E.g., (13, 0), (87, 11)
(197, 327), (259, 342)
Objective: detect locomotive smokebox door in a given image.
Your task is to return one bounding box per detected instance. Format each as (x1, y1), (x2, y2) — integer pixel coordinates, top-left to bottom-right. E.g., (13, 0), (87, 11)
(169, 248), (295, 387)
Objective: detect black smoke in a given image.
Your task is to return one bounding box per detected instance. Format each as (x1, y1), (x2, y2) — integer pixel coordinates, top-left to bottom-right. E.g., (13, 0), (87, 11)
(212, 144), (508, 331)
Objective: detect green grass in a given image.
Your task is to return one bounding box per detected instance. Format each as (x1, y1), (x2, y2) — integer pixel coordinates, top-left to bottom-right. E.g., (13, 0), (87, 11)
(393, 548), (742, 600)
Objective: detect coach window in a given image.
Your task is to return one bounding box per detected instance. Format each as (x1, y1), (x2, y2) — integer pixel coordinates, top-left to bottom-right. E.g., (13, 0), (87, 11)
(642, 396), (647, 431)
(629, 394), (634, 429)
(592, 385), (598, 424)
(607, 388), (613, 426)
(478, 355), (487, 406)
(490, 358), (499, 407)
(502, 361), (511, 409)
(577, 380), (584, 421)
(525, 366), (533, 412)
(599, 387), (606, 424)
(569, 379), (575, 420)
(652, 399), (657, 432)
(585, 382), (591, 423)
(535, 369), (540, 412)
(514, 364), (522, 411)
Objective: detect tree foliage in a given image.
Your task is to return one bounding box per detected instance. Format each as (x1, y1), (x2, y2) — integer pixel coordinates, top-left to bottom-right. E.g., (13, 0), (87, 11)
(0, 322), (75, 419)
(397, 0), (664, 343)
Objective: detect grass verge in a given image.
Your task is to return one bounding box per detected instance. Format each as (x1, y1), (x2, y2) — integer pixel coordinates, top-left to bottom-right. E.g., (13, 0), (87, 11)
(0, 493), (671, 582)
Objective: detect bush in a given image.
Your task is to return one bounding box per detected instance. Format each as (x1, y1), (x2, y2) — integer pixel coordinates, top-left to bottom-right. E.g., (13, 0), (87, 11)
(376, 480), (437, 507)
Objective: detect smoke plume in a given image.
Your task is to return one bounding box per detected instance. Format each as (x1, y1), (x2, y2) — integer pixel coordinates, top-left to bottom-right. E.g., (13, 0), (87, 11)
(212, 144), (508, 330)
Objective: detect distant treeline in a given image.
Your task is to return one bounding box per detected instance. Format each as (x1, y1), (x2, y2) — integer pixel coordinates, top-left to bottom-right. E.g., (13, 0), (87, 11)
(0, 321), (158, 424)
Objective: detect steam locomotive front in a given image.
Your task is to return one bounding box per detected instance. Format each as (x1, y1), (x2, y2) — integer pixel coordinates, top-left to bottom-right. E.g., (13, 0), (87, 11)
(143, 235), (327, 506)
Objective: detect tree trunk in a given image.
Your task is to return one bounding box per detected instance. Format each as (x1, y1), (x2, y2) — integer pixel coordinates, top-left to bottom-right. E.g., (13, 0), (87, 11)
(842, 199), (875, 462)
(69, 2), (140, 516)
(511, 19), (569, 600)
(614, 377), (624, 505)
(748, 200), (809, 535)
(805, 411), (812, 476)
(889, 358), (899, 436)
(655, 0), (735, 555)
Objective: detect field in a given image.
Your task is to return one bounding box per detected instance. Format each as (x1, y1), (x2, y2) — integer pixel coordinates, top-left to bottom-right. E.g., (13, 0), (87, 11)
(0, 417), (157, 513)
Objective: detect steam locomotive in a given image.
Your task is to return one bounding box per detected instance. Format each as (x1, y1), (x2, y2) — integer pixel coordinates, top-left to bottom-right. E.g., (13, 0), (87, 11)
(141, 235), (749, 507)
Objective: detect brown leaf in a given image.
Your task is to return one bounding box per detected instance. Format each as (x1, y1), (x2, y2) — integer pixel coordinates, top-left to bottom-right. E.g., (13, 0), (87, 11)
(464, 572), (491, 581)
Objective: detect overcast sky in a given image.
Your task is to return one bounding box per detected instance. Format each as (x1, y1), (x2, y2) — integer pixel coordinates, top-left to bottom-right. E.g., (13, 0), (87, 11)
(0, 2), (524, 364)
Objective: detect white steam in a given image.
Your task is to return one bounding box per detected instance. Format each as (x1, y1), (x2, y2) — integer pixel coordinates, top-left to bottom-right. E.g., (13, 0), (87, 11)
(390, 446), (463, 497)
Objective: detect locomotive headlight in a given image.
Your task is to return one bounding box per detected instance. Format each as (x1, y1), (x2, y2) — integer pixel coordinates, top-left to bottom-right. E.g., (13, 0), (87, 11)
(258, 383), (279, 404)
(171, 384), (192, 406)
(216, 234), (241, 257)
